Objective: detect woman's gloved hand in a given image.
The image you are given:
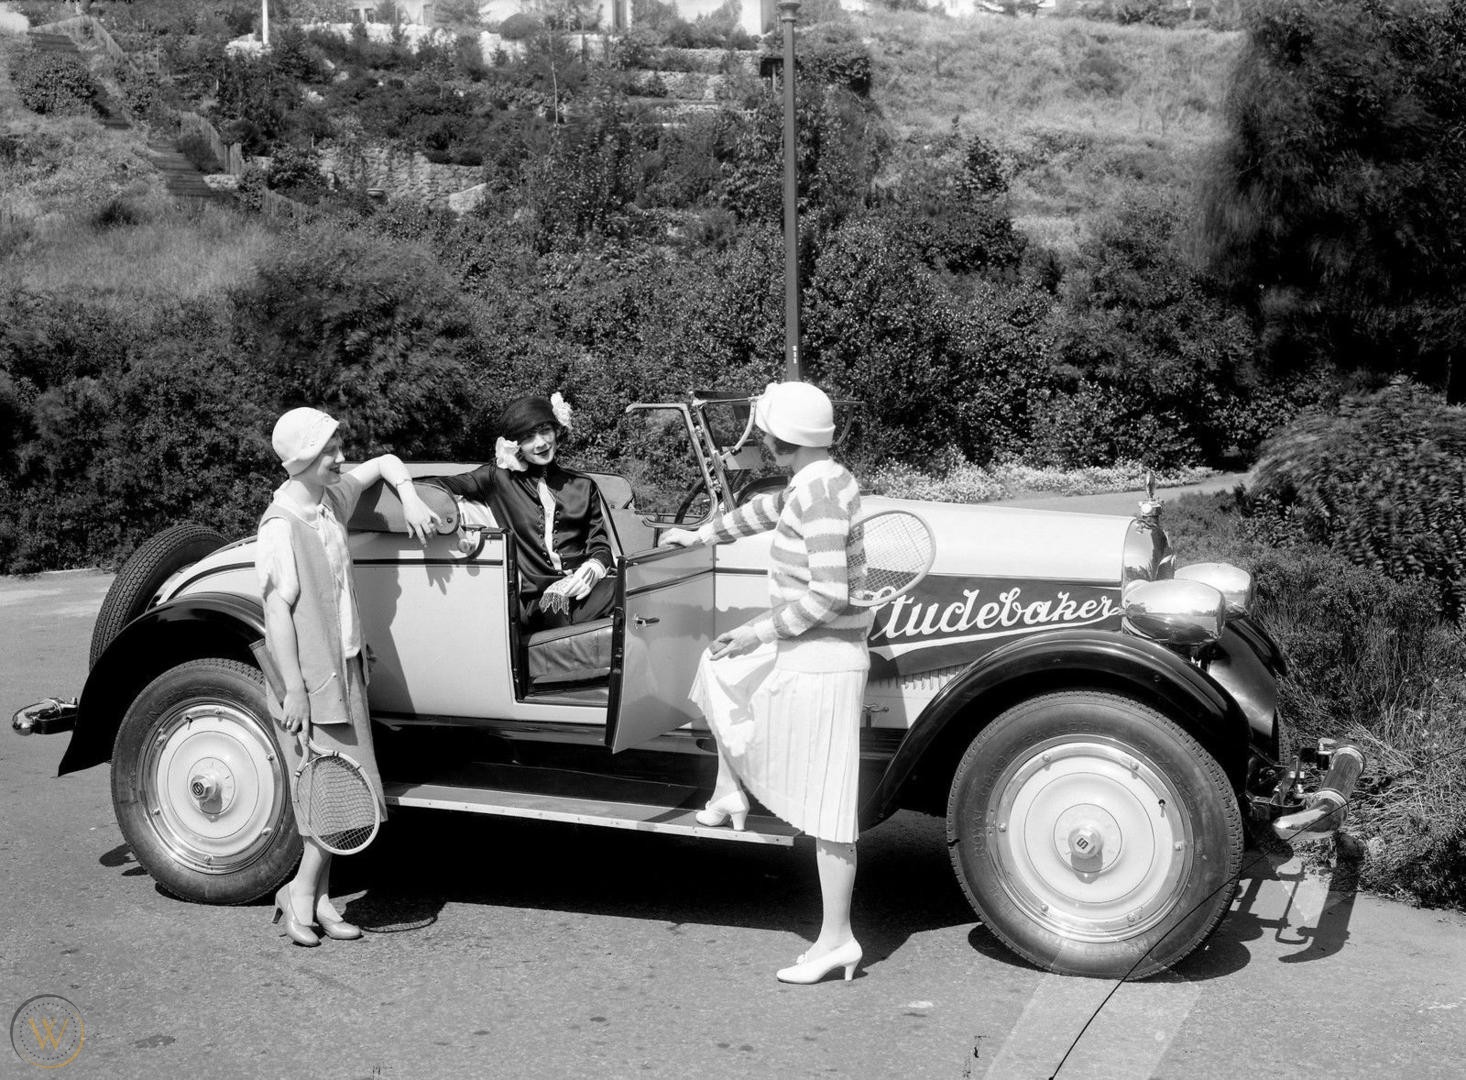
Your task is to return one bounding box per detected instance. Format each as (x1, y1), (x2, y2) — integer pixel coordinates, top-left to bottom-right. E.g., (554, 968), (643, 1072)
(539, 560), (605, 614)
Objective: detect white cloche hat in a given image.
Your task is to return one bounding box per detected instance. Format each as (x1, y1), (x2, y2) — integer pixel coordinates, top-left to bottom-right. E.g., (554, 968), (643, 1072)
(271, 406), (340, 476)
(754, 381), (835, 448)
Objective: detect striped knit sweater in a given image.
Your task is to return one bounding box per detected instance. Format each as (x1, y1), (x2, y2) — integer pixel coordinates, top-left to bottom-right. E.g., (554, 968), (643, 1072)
(697, 458), (873, 673)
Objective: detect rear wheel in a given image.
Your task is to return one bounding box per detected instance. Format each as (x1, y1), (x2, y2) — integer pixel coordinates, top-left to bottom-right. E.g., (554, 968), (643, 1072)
(111, 658), (299, 904)
(946, 691), (1243, 978)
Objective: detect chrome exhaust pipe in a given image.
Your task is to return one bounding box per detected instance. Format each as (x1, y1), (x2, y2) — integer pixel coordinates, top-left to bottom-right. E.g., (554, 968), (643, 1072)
(1271, 743), (1365, 842)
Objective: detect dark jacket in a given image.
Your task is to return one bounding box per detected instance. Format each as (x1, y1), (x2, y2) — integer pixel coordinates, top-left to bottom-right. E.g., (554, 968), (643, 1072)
(425, 463), (612, 600)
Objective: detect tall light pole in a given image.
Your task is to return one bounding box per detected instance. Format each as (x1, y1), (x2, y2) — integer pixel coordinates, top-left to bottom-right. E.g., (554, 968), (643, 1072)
(778, 1), (801, 382)
(261, 0), (270, 47)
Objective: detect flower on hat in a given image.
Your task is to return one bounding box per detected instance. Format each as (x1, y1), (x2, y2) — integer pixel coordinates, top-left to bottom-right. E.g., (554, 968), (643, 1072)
(550, 392), (573, 431)
(495, 436), (527, 472)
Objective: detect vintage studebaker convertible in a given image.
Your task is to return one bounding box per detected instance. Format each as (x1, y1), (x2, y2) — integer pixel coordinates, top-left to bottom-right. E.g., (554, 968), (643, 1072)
(23, 393), (1363, 978)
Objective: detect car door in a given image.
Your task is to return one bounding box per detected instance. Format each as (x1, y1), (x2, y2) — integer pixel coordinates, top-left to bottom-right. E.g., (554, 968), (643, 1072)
(605, 543), (715, 752)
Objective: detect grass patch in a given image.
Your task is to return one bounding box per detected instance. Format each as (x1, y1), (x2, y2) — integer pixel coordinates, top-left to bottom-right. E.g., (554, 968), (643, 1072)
(2, 38), (274, 304)
(4, 205), (276, 304)
(1165, 489), (1466, 908)
(865, 9), (1242, 256)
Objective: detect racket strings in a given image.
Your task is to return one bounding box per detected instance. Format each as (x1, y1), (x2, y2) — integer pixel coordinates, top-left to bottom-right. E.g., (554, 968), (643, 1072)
(851, 513), (933, 604)
(298, 754), (378, 854)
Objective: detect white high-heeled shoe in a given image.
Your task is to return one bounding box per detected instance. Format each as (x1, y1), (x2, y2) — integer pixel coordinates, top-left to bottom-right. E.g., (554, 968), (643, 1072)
(776, 939), (862, 984)
(695, 789), (749, 831)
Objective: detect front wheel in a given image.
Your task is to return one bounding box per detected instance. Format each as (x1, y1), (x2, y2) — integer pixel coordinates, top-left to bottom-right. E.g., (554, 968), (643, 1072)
(946, 691), (1243, 979)
(112, 658), (301, 904)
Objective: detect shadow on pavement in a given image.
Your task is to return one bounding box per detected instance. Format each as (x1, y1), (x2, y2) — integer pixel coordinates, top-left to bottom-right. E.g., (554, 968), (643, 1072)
(303, 807), (974, 958)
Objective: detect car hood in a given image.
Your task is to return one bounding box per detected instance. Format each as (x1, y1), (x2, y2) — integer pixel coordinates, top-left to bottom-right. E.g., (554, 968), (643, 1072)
(717, 496), (1138, 586)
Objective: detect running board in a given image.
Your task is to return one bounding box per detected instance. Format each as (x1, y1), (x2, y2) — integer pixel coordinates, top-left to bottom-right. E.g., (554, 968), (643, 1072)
(383, 782), (799, 845)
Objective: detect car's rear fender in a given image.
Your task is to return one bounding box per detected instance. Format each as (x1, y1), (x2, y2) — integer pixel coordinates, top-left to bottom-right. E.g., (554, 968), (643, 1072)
(863, 628), (1251, 826)
(58, 592), (265, 776)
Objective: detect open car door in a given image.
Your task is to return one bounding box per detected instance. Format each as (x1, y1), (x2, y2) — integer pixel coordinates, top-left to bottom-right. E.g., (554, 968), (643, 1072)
(606, 544), (715, 752)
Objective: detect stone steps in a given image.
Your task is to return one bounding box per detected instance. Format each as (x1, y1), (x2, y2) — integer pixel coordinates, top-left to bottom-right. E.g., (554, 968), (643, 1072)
(145, 139), (233, 203)
(28, 32), (79, 54)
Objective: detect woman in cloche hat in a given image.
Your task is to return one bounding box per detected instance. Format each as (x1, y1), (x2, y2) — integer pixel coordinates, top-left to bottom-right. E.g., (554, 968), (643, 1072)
(661, 381), (871, 985)
(421, 392), (615, 630)
(257, 406), (440, 947)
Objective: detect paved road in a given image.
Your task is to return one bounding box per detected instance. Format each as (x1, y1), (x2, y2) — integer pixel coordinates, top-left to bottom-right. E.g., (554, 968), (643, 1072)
(4, 571), (1464, 1079)
(995, 474), (1248, 515)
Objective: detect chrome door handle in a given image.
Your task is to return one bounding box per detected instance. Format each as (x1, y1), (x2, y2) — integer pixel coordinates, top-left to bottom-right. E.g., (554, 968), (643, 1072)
(634, 616), (660, 627)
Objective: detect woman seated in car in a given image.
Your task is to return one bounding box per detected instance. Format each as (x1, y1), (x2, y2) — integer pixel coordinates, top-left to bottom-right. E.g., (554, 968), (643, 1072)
(423, 393), (615, 632)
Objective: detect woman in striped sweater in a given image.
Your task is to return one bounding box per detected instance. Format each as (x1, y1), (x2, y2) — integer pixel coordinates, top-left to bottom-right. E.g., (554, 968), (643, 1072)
(660, 381), (872, 984)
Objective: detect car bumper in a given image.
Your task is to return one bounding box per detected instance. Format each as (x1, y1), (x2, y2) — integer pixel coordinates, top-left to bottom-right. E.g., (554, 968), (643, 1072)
(12, 698), (78, 736)
(1248, 740), (1365, 843)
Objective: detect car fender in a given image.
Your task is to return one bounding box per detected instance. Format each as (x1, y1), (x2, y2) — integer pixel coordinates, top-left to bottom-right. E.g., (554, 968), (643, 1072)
(59, 592), (265, 776)
(863, 628), (1250, 826)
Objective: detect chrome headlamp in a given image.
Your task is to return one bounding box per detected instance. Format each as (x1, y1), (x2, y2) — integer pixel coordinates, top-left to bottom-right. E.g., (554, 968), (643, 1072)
(1122, 578), (1227, 647)
(1121, 519), (1174, 591)
(1175, 562), (1253, 616)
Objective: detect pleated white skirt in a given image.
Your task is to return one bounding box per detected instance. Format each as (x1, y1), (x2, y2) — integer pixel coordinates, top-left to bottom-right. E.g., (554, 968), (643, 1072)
(689, 642), (866, 844)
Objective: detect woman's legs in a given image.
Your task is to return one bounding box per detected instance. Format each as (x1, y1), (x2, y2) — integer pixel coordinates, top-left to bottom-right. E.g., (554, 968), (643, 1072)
(288, 838), (327, 922)
(811, 839), (858, 954)
(315, 851), (339, 920)
(775, 838), (861, 982)
(710, 741), (744, 804)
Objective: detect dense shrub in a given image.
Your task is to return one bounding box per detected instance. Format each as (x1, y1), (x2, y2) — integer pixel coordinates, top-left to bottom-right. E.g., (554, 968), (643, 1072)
(175, 132), (219, 172)
(804, 217), (1050, 466)
(718, 81), (887, 233)
(12, 51), (100, 115)
(211, 53), (305, 154)
(1202, 0), (1466, 401)
(1164, 489), (1466, 907)
(497, 12), (545, 41)
(1039, 194), (1267, 468)
(231, 224), (482, 457)
(1245, 382), (1466, 617)
(265, 143), (325, 194)
(793, 23), (873, 96)
(0, 297), (270, 571)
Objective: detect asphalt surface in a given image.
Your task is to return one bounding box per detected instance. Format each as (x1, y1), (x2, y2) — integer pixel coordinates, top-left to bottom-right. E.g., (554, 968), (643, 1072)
(4, 569), (1465, 1079)
(994, 473), (1248, 515)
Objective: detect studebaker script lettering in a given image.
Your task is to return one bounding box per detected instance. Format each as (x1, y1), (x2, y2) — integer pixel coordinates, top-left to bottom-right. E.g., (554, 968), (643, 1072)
(869, 578), (1123, 678)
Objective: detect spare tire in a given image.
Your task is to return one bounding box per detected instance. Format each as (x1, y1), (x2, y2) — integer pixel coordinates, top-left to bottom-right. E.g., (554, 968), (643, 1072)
(89, 523), (230, 669)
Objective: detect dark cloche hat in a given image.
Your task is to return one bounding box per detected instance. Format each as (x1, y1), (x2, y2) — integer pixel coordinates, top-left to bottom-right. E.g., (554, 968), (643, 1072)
(497, 396), (559, 441)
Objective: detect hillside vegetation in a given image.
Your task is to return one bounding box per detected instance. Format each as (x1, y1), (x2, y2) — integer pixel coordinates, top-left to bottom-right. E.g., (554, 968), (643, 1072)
(865, 9), (1241, 254)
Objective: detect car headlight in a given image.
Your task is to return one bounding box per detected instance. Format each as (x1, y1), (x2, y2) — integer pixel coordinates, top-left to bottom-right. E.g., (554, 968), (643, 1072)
(1175, 562), (1253, 615)
(1122, 578), (1226, 647)
(1121, 519), (1174, 591)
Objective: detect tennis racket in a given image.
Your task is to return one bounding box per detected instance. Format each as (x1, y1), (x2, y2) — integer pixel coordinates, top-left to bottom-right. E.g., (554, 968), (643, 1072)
(849, 509), (936, 608)
(294, 735), (381, 855)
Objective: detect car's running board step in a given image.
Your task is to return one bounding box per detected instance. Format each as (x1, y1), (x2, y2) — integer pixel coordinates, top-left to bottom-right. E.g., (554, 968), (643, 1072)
(383, 782), (799, 845)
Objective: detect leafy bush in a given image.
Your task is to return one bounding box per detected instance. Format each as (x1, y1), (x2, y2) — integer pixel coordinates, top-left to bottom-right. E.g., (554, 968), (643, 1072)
(804, 217), (1051, 466)
(231, 223), (482, 456)
(498, 13), (545, 41)
(175, 132), (219, 173)
(1246, 382), (1466, 617)
(265, 143), (324, 194)
(12, 51), (100, 115)
(90, 195), (148, 230)
(1039, 194), (1267, 469)
(794, 23), (873, 96)
(1164, 489), (1466, 907)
